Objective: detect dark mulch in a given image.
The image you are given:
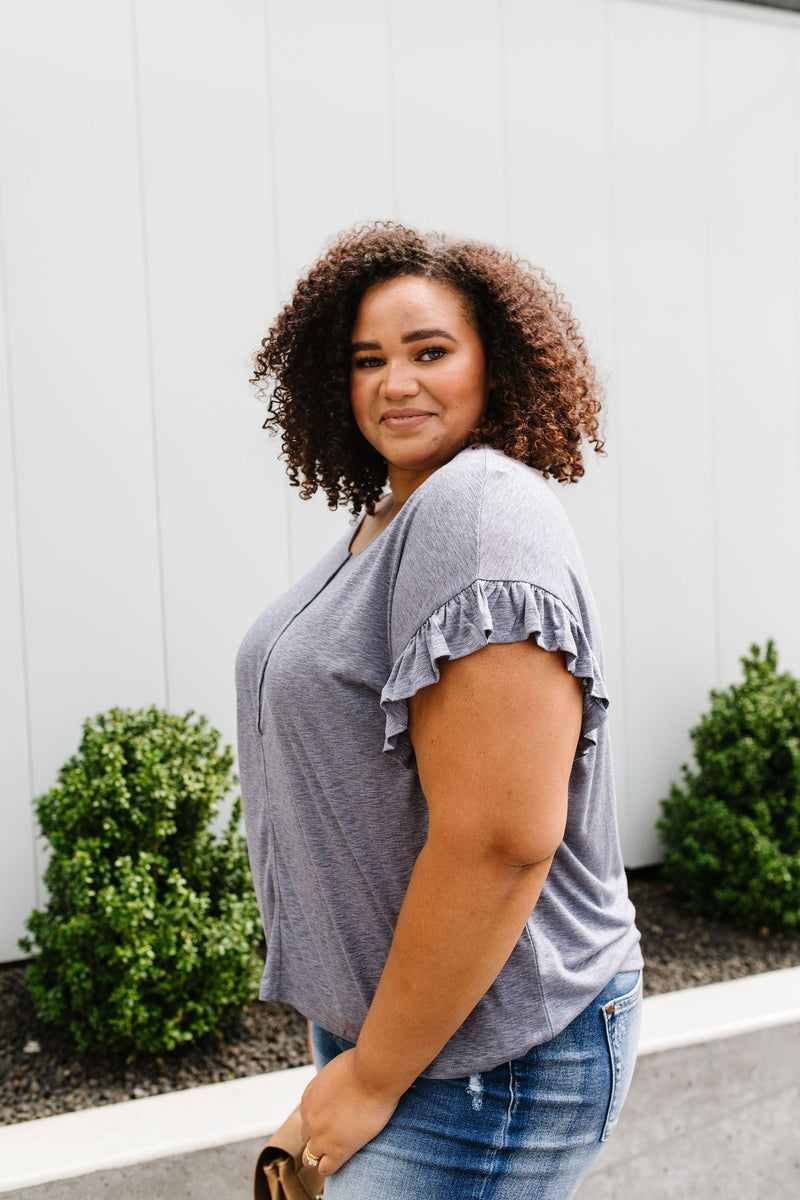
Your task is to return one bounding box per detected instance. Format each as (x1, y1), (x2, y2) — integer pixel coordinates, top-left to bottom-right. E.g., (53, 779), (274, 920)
(2, 866), (799, 1128)
(626, 866), (800, 992)
(0, 983), (310, 1128)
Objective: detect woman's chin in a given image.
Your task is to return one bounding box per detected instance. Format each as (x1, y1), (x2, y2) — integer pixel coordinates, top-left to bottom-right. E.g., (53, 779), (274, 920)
(381, 442), (462, 478)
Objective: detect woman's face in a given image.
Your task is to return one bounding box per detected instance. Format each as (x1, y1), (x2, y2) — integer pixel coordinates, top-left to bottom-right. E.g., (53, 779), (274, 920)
(350, 275), (489, 493)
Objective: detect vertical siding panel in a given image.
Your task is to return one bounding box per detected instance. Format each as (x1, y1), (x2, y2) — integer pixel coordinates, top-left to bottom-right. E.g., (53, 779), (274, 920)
(706, 14), (800, 680)
(504, 0), (612, 327)
(0, 218), (37, 959)
(133, 0), (287, 743)
(0, 3), (165, 793)
(502, 0), (633, 849)
(796, 24), (800, 576)
(266, 0), (395, 292)
(607, 0), (714, 865)
(265, 0), (395, 578)
(389, 0), (506, 242)
(502, 0), (617, 588)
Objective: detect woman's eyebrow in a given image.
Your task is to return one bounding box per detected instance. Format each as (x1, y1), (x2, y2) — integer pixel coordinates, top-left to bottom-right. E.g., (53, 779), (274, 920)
(401, 328), (455, 344)
(351, 328), (456, 353)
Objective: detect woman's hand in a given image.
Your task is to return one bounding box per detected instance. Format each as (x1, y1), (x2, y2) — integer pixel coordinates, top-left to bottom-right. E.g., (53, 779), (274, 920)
(299, 1047), (400, 1177)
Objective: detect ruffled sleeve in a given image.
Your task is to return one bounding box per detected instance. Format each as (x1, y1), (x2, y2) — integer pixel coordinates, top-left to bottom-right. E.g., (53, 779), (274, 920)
(380, 579), (609, 768)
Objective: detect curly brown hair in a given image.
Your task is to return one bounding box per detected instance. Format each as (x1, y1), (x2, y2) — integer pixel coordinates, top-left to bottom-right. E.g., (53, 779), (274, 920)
(252, 222), (603, 515)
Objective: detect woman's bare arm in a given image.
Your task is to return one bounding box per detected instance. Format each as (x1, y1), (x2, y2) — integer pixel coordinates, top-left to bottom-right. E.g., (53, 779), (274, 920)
(300, 639), (582, 1175)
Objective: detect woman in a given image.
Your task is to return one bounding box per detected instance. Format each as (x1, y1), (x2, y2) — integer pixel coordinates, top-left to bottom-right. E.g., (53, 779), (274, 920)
(236, 223), (642, 1199)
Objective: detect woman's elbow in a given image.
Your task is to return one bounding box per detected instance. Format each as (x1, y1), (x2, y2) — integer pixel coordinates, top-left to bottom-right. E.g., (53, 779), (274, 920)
(431, 805), (567, 871)
(492, 827), (565, 870)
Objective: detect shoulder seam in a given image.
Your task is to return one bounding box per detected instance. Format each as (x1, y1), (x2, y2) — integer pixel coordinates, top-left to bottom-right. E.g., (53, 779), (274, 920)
(475, 447), (487, 578)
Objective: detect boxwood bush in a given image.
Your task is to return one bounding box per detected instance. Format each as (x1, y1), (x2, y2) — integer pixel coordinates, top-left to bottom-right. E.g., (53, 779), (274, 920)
(20, 706), (263, 1055)
(658, 642), (800, 930)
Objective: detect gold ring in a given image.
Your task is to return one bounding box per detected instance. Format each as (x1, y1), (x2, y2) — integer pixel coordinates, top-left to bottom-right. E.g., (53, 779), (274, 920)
(305, 1144), (322, 1168)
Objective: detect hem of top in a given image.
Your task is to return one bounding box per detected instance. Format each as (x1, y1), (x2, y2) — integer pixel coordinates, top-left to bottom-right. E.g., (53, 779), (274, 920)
(256, 985), (363, 1048)
(418, 947), (645, 1080)
(257, 932), (645, 1081)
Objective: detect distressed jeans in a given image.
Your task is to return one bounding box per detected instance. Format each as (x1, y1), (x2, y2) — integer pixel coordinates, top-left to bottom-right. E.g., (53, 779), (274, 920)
(310, 969), (641, 1200)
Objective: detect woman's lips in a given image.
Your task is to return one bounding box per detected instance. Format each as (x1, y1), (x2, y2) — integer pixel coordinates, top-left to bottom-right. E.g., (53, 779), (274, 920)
(380, 410), (433, 432)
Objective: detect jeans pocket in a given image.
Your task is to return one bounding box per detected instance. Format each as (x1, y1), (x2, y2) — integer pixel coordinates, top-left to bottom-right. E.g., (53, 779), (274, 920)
(599, 970), (642, 1142)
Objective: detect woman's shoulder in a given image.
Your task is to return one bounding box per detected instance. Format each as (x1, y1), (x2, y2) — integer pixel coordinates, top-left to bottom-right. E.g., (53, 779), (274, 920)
(406, 447), (577, 565)
(406, 446), (550, 526)
(417, 446), (560, 510)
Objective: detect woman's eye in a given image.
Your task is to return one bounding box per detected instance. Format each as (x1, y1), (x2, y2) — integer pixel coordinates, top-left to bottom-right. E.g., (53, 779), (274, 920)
(354, 355), (383, 369)
(417, 346), (447, 362)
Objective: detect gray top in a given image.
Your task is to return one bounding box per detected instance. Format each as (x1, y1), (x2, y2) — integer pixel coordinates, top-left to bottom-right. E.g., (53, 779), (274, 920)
(236, 446), (642, 1078)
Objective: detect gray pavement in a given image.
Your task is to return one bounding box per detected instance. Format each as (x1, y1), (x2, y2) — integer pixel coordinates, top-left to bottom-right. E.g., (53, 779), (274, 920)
(4, 1023), (798, 1199)
(578, 1022), (800, 1199)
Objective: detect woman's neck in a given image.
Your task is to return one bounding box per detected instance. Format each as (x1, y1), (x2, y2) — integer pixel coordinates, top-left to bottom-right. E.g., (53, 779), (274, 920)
(385, 465), (437, 510)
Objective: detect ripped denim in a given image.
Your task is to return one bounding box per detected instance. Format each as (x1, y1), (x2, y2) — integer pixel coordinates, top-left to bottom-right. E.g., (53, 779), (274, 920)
(310, 969), (642, 1200)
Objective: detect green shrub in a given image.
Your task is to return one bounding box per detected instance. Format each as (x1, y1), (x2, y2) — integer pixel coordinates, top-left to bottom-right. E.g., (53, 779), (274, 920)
(20, 706), (263, 1055)
(658, 641), (800, 931)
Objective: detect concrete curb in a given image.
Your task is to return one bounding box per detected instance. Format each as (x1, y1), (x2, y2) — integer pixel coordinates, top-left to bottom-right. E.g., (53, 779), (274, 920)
(0, 1064), (316, 1195)
(637, 964), (800, 1054)
(1, 966), (798, 1194)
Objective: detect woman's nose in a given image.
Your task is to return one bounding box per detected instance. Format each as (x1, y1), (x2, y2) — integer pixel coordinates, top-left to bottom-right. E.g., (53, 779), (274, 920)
(381, 362), (420, 400)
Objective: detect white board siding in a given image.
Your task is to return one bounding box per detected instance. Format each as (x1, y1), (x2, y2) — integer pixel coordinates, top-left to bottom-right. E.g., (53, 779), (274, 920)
(0, 202), (39, 946)
(605, 0), (717, 863)
(1, 0), (800, 959)
(0, 1), (167, 802)
(705, 15), (800, 681)
(132, 0), (292, 748)
(389, 0), (508, 244)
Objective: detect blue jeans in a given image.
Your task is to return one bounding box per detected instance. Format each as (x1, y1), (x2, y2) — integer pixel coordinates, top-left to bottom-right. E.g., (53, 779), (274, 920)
(310, 969), (642, 1199)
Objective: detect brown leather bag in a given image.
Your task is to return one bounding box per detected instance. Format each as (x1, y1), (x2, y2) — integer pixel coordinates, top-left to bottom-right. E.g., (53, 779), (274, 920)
(254, 1104), (324, 1200)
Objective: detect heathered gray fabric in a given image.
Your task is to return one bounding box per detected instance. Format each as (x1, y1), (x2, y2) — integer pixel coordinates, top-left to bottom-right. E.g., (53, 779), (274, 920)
(236, 446), (642, 1078)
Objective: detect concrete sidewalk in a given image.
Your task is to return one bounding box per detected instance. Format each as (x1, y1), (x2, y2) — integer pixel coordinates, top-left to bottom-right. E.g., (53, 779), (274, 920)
(578, 1021), (800, 1199)
(2, 972), (798, 1199)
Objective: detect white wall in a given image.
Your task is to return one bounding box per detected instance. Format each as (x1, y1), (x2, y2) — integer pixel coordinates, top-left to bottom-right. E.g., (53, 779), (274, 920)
(2, 0), (800, 960)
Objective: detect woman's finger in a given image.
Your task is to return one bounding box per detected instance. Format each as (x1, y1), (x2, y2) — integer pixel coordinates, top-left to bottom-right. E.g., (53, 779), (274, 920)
(298, 1107), (311, 1144)
(303, 1144), (323, 1171)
